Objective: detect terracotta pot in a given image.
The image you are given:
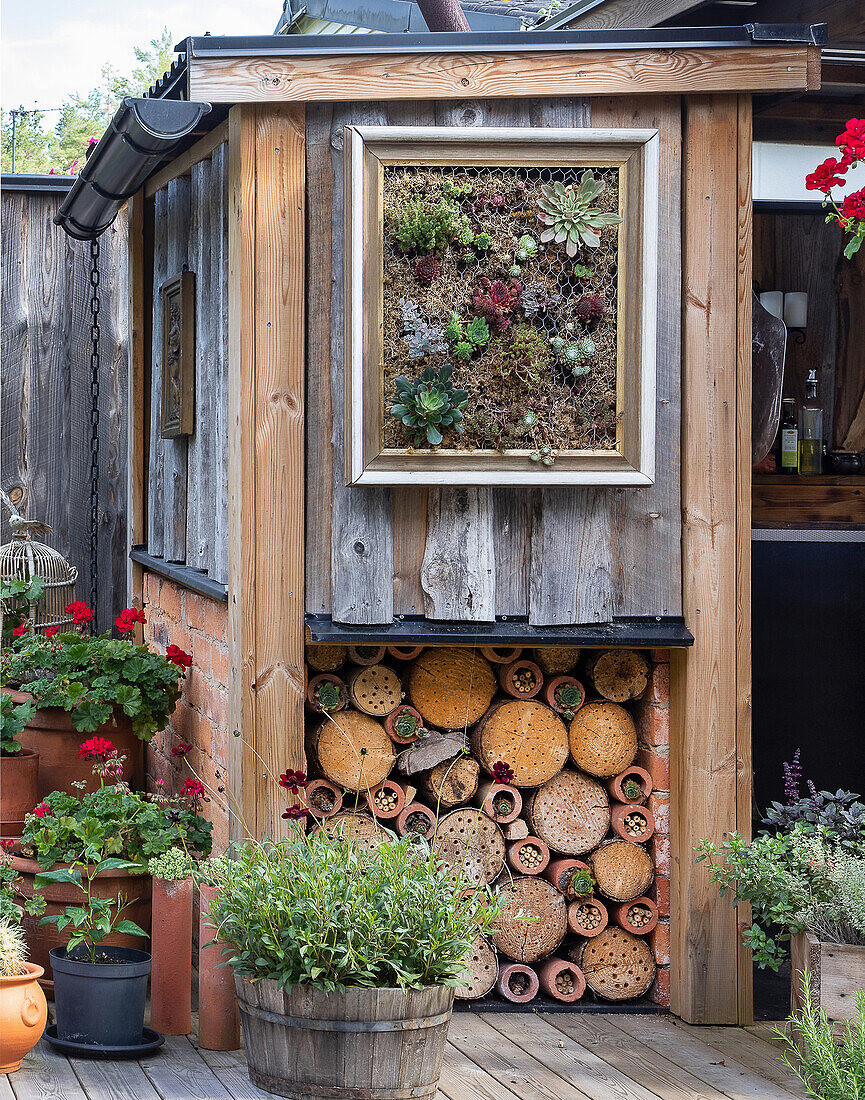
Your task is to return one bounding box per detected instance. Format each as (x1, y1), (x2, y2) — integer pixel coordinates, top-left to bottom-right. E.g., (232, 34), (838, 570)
(543, 676), (586, 720)
(346, 645), (387, 666)
(386, 645), (424, 661)
(0, 750), (40, 837)
(384, 704), (425, 745)
(612, 896), (659, 935)
(4, 689), (144, 798)
(506, 836), (550, 876)
(479, 646), (523, 665)
(150, 876), (193, 1035)
(305, 674), (348, 715)
(10, 854), (152, 990)
(198, 884), (241, 1051)
(607, 766), (653, 805)
(304, 779), (344, 820)
(545, 858), (592, 899)
(366, 780), (406, 820)
(0, 963), (47, 1072)
(496, 963), (539, 1003)
(497, 659), (543, 700)
(538, 957), (586, 1003)
(476, 780), (522, 824)
(396, 802), (437, 840)
(610, 802), (656, 843)
(567, 897), (609, 938)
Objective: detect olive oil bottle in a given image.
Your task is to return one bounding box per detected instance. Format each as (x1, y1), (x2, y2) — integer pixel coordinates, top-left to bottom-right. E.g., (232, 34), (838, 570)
(780, 398), (798, 475)
(798, 369), (823, 475)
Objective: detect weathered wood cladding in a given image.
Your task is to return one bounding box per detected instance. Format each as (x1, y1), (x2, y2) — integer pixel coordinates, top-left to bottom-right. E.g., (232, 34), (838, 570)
(146, 144), (229, 585)
(0, 188), (128, 628)
(305, 97), (683, 626)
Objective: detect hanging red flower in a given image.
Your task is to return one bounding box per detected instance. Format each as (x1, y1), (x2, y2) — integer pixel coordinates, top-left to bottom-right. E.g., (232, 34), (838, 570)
(279, 769), (308, 791)
(837, 117), (865, 161)
(282, 804), (309, 820)
(43, 625), (60, 638)
(12, 624), (29, 637)
(65, 600), (94, 624)
(805, 157), (849, 193)
(166, 645), (192, 668)
(840, 188), (865, 223)
(77, 737), (116, 760)
(171, 742), (193, 758)
(807, 122), (865, 258)
(179, 779), (205, 799)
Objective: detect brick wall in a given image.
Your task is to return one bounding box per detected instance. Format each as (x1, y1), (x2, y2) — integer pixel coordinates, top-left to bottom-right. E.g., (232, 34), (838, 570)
(142, 574), (231, 853)
(636, 648), (671, 1006)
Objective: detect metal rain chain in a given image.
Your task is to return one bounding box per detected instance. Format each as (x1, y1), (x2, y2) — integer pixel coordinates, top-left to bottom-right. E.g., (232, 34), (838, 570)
(88, 237), (101, 625)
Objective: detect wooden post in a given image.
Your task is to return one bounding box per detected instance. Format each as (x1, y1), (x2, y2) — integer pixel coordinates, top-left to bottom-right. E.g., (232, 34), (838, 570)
(228, 104), (307, 839)
(126, 191), (146, 633)
(672, 93), (752, 1025)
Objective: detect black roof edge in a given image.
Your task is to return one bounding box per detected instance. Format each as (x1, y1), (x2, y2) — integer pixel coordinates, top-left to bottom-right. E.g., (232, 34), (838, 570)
(2, 174), (75, 193)
(175, 23), (827, 60)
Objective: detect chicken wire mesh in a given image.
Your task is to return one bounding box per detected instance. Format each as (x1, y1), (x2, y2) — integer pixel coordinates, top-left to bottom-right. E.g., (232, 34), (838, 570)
(381, 163), (622, 460)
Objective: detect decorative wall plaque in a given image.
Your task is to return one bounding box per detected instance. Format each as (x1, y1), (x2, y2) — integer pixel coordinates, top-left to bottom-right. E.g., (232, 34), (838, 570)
(160, 269), (195, 438)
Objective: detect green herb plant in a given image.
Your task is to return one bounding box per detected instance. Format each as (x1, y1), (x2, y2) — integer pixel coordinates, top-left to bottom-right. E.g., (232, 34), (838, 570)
(537, 171), (623, 256)
(390, 365), (468, 447)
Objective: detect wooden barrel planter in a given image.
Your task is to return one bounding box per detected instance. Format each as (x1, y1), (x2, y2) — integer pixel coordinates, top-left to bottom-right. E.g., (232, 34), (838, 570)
(479, 646), (523, 665)
(568, 898), (609, 938)
(611, 802), (656, 843)
(538, 958), (586, 1003)
(612, 897), (659, 935)
(304, 779), (344, 820)
(475, 780), (522, 824)
(546, 858), (593, 900)
(587, 649), (649, 703)
(496, 963), (539, 1004)
(491, 876), (567, 963)
(366, 780), (406, 820)
(306, 674), (348, 715)
(573, 927), (656, 1001)
(386, 644), (424, 661)
(532, 647), (581, 675)
(497, 659), (543, 700)
(396, 802), (437, 840)
(347, 665), (403, 717)
(506, 836), (550, 876)
(305, 644), (347, 672)
(383, 704), (425, 745)
(0, 750), (39, 837)
(569, 702), (637, 778)
(308, 712), (395, 792)
(346, 645), (387, 666)
(420, 756), (480, 809)
(543, 676), (585, 720)
(432, 809), (505, 886)
(408, 648), (497, 730)
(316, 812), (391, 851)
(525, 770), (610, 856)
(607, 766), (653, 805)
(235, 979), (455, 1100)
(454, 937), (498, 1002)
(472, 700), (569, 789)
(590, 840), (654, 902)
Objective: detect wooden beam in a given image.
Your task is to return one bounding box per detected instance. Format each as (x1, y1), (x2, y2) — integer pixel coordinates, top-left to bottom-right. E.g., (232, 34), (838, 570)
(188, 47), (816, 105)
(144, 121), (229, 198)
(672, 93), (744, 1026)
(227, 103), (306, 842)
(126, 192), (146, 631)
(559, 0), (701, 30)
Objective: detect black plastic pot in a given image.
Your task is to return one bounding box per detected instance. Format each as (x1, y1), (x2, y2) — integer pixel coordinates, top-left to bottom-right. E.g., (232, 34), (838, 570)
(49, 945), (151, 1047)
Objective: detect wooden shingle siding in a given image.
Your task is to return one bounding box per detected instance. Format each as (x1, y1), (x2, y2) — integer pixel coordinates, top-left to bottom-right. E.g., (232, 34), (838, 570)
(304, 97), (683, 626)
(146, 145), (229, 585)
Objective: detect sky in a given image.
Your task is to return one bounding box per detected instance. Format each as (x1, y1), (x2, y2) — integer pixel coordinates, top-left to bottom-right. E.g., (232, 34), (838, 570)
(2, 0), (281, 111)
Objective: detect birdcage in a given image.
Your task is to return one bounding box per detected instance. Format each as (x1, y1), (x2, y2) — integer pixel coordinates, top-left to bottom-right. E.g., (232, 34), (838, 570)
(0, 491), (79, 630)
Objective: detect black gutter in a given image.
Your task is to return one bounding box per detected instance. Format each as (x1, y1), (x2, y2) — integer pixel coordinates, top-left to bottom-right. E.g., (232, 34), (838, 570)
(2, 174), (74, 193)
(55, 97), (211, 241)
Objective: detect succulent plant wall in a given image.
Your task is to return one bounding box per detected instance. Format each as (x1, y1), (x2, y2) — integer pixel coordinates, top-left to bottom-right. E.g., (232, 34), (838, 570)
(381, 165), (623, 462)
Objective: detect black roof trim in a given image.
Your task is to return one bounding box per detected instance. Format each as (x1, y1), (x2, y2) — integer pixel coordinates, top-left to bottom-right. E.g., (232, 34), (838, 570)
(2, 174), (75, 193)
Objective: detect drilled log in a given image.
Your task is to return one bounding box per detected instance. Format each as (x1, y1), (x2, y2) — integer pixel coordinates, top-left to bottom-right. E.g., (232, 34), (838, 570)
(569, 702), (637, 778)
(587, 649), (649, 703)
(305, 644), (347, 672)
(590, 840), (654, 903)
(395, 732), (466, 776)
(575, 927), (656, 1001)
(525, 769), (611, 856)
(308, 712), (395, 792)
(490, 876), (567, 963)
(432, 808), (505, 886)
(532, 647), (581, 675)
(420, 756), (480, 809)
(473, 700), (568, 789)
(347, 664), (403, 717)
(316, 812), (391, 851)
(454, 937), (498, 1001)
(408, 648), (497, 730)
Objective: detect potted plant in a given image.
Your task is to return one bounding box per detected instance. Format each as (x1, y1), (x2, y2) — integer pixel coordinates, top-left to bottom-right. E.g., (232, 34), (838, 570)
(0, 917), (47, 1072)
(1, 588), (191, 797)
(1, 692), (39, 837)
(204, 829), (500, 1099)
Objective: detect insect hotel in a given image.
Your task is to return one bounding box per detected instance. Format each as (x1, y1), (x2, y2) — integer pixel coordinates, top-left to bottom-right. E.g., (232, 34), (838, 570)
(52, 25), (822, 1024)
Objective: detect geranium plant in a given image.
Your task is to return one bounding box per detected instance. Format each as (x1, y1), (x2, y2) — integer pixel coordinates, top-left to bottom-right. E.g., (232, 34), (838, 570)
(805, 118), (865, 258)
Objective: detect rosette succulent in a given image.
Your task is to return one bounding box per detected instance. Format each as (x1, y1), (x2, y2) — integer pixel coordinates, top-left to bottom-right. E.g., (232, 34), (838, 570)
(391, 365), (469, 447)
(536, 171), (623, 255)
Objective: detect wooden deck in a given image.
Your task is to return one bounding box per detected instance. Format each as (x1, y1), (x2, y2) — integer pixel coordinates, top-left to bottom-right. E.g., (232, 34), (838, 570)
(4, 1014), (806, 1100)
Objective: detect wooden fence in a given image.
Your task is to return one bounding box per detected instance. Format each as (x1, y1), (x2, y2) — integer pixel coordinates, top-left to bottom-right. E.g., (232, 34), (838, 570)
(1, 178), (129, 627)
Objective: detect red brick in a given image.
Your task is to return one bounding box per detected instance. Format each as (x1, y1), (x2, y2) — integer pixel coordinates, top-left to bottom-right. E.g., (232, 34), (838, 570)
(159, 581), (182, 623)
(648, 792), (670, 835)
(184, 592), (205, 631)
(170, 700), (194, 743)
(192, 634), (213, 679)
(166, 622), (192, 656)
(193, 711), (214, 758)
(649, 966), (670, 1006)
(652, 649), (670, 663)
(209, 802), (231, 855)
(650, 875), (670, 918)
(212, 724), (230, 769)
(188, 674), (211, 717)
(146, 750), (172, 790)
(209, 687), (228, 731)
(636, 746), (670, 791)
(211, 645), (229, 689)
(143, 572), (160, 606)
(651, 834), (670, 876)
(641, 663), (670, 705)
(204, 599), (228, 645)
(650, 922), (670, 966)
(635, 703), (670, 747)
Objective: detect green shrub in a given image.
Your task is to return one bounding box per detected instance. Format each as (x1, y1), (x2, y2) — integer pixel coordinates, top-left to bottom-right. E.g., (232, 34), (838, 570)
(779, 970), (865, 1099)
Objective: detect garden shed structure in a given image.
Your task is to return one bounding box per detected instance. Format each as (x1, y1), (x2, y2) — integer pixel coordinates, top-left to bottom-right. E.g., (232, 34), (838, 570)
(56, 24), (824, 1025)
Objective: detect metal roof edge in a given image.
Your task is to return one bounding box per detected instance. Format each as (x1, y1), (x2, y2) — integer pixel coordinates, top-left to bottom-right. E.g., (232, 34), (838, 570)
(2, 174), (75, 193)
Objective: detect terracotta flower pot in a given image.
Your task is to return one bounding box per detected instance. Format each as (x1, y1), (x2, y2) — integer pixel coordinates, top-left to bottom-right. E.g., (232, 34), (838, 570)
(610, 802), (656, 843)
(0, 962), (47, 1072)
(545, 858), (593, 899)
(496, 963), (539, 1003)
(497, 659), (543, 700)
(479, 646), (523, 665)
(384, 704), (425, 745)
(543, 676), (586, 720)
(305, 674), (348, 715)
(567, 897), (609, 938)
(4, 689), (144, 799)
(346, 645), (387, 666)
(366, 780), (406, 820)
(150, 876), (193, 1035)
(396, 802), (437, 840)
(538, 957), (586, 1003)
(612, 896), (659, 935)
(607, 766), (653, 805)
(506, 836), (550, 876)
(0, 750), (40, 837)
(198, 884), (241, 1051)
(386, 645), (424, 661)
(304, 779), (344, 820)
(10, 854), (151, 990)
(476, 780), (522, 824)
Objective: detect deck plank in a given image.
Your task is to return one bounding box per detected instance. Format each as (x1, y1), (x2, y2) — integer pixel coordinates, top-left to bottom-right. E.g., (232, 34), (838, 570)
(695, 1025), (806, 1094)
(195, 1047), (272, 1100)
(68, 1059), (161, 1100)
(437, 1040), (524, 1100)
(1, 1075), (17, 1100)
(611, 1015), (806, 1100)
(544, 1011), (731, 1100)
(482, 1012), (665, 1100)
(7, 1043), (86, 1100)
(139, 1036), (234, 1100)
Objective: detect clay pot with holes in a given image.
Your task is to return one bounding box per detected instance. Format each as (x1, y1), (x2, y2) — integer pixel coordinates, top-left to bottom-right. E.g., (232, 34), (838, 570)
(347, 665), (403, 718)
(475, 780), (522, 824)
(538, 958), (586, 1004)
(567, 897), (609, 938)
(546, 858), (593, 900)
(396, 802), (437, 840)
(454, 937), (498, 1002)
(386, 645), (424, 662)
(346, 645), (387, 666)
(607, 766), (652, 805)
(305, 674), (348, 716)
(495, 963), (539, 1004)
(366, 780), (406, 821)
(479, 646), (523, 665)
(543, 676), (585, 721)
(507, 837), (550, 876)
(304, 779), (344, 820)
(384, 704), (425, 746)
(497, 659), (543, 700)
(612, 896), (659, 935)
(610, 802), (656, 843)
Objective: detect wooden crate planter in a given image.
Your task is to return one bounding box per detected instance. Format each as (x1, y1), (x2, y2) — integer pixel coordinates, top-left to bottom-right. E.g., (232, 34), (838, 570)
(791, 931), (865, 1026)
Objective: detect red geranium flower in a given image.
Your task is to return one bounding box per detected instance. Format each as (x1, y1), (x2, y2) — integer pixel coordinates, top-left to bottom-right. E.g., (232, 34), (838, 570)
(166, 645), (192, 668)
(839, 188), (865, 223)
(43, 625), (60, 638)
(179, 779), (205, 799)
(805, 157), (848, 193)
(0, 839), (14, 851)
(279, 769), (308, 792)
(77, 737), (116, 760)
(12, 623), (29, 637)
(33, 802), (50, 819)
(282, 804), (309, 820)
(65, 600), (94, 625)
(492, 761), (515, 784)
(171, 742), (193, 758)
(837, 117), (865, 161)
(115, 607), (147, 634)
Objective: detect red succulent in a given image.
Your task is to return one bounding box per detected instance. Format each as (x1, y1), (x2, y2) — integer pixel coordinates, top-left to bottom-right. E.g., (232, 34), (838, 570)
(412, 256), (441, 286)
(77, 736), (115, 760)
(166, 645), (192, 669)
(575, 293), (607, 323)
(472, 278), (522, 332)
(492, 761), (515, 784)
